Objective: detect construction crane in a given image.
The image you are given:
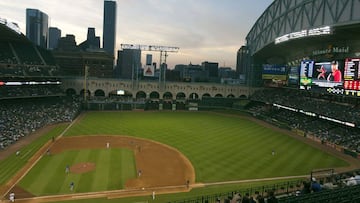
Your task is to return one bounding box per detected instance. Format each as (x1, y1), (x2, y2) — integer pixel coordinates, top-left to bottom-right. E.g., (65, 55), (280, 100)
(120, 44), (179, 66)
(120, 44), (179, 51)
(120, 44), (180, 90)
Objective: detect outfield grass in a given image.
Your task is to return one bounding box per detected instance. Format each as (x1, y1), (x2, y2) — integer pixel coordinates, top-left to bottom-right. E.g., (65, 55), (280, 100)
(0, 124), (68, 185)
(64, 111), (348, 183)
(2, 111), (349, 201)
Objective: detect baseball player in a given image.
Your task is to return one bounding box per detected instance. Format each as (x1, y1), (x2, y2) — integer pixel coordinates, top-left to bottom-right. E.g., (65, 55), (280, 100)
(9, 192), (15, 202)
(70, 181), (74, 191)
(65, 165), (70, 174)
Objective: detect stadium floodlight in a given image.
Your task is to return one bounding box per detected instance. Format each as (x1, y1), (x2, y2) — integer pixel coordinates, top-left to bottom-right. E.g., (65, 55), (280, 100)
(275, 26), (331, 44)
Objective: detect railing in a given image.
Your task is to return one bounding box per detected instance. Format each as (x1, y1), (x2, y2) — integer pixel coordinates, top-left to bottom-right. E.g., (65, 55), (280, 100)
(168, 180), (303, 203)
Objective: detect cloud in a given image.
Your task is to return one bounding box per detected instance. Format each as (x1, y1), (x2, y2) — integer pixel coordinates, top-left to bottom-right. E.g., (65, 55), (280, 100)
(1, 0), (273, 69)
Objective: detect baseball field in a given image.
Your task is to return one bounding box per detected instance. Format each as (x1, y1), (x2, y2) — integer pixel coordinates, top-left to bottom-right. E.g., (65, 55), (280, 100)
(0, 111), (355, 202)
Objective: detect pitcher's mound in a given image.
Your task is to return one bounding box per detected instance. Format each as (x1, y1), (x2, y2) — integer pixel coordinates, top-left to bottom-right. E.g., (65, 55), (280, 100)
(70, 162), (95, 174)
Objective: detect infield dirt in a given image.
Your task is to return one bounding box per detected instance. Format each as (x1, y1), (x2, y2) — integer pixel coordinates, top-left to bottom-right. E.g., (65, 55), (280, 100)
(4, 135), (195, 200)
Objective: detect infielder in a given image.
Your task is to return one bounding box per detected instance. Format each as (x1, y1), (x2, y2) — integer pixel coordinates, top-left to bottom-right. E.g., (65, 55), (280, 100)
(70, 181), (74, 191)
(65, 165), (70, 174)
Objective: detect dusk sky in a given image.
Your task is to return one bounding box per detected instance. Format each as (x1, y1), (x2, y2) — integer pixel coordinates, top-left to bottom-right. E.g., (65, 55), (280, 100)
(0, 0), (273, 69)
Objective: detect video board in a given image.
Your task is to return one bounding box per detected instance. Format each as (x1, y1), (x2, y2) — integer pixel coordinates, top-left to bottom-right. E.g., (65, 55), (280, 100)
(262, 64), (287, 87)
(288, 66), (299, 85)
(300, 60), (343, 90)
(299, 60), (314, 87)
(344, 58), (360, 91)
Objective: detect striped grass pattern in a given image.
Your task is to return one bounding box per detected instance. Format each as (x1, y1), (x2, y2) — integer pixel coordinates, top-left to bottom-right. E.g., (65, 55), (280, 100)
(0, 124), (67, 185)
(65, 111), (347, 183)
(18, 148), (136, 195)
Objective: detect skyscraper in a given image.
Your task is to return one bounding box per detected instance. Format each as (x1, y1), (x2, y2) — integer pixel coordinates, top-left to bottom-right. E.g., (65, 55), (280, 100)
(236, 46), (250, 83)
(116, 49), (141, 79)
(48, 27), (61, 50)
(78, 27), (100, 50)
(103, 0), (117, 56)
(26, 8), (49, 48)
(146, 54), (152, 66)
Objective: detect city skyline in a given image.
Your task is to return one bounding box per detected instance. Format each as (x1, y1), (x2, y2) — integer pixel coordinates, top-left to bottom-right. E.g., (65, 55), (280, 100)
(0, 0), (273, 69)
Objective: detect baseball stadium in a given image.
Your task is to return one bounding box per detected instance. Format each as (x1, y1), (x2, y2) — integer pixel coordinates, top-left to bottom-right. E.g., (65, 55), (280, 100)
(1, 0), (360, 203)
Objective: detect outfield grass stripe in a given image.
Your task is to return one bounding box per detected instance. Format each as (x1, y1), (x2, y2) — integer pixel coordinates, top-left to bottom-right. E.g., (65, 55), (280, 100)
(42, 152), (78, 195)
(57, 150), (91, 194)
(38, 154), (69, 195)
(20, 154), (63, 195)
(79, 150), (99, 192)
(118, 149), (136, 189)
(0, 124), (67, 185)
(108, 149), (124, 190)
(90, 149), (111, 191)
(0, 142), (46, 182)
(0, 157), (27, 183)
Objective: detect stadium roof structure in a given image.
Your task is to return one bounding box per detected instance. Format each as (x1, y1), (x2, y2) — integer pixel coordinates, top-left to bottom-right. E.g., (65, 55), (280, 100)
(0, 21), (29, 43)
(253, 23), (360, 64)
(246, 0), (360, 64)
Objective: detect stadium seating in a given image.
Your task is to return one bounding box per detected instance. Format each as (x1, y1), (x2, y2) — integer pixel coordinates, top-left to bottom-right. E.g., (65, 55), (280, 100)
(36, 47), (56, 66)
(11, 42), (42, 65)
(0, 42), (16, 64)
(250, 88), (360, 153)
(251, 88), (360, 126)
(278, 184), (360, 203)
(0, 96), (81, 149)
(169, 170), (360, 203)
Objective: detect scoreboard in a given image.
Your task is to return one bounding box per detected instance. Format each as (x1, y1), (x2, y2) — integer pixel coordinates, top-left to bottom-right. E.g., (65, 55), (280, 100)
(344, 58), (360, 91)
(298, 58), (360, 96)
(299, 60), (342, 89)
(299, 60), (314, 88)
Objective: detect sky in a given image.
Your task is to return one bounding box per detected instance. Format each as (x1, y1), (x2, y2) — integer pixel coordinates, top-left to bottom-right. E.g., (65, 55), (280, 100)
(0, 0), (273, 69)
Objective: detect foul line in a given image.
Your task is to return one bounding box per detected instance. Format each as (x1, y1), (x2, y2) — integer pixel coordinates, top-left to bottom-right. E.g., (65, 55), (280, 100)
(1, 116), (80, 200)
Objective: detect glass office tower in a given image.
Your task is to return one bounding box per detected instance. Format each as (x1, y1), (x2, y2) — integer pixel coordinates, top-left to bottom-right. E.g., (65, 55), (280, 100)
(103, 0), (117, 56)
(26, 8), (49, 48)
(48, 27), (61, 50)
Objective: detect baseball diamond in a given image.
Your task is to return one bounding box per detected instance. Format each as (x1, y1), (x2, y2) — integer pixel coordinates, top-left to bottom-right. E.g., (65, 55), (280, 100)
(2, 0), (360, 202)
(1, 111), (359, 203)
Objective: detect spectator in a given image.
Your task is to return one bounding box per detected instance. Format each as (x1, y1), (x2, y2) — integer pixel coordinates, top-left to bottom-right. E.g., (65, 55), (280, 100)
(301, 181), (311, 194)
(254, 191), (265, 203)
(266, 190), (278, 203)
(345, 173), (357, 186)
(242, 192), (250, 203)
(311, 177), (322, 192)
(322, 177), (337, 190)
(0, 96), (81, 150)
